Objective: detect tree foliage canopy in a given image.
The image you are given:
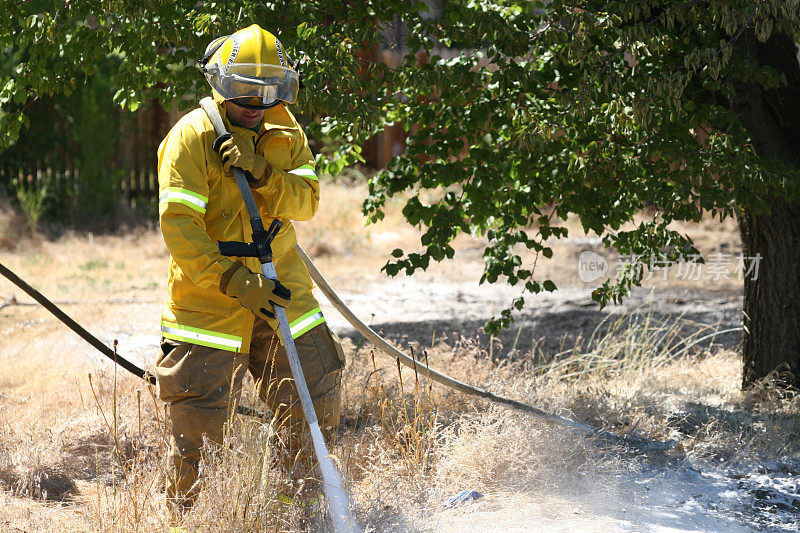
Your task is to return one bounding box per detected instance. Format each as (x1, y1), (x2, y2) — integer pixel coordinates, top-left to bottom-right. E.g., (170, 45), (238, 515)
(3, 1), (800, 333)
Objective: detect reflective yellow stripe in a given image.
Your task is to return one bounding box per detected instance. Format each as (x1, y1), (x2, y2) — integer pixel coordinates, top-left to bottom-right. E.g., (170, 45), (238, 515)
(160, 321), (242, 351)
(288, 307), (325, 339)
(159, 188), (208, 214)
(288, 164), (317, 181)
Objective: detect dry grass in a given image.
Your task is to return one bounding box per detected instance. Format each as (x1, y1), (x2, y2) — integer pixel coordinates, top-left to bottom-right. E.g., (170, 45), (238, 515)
(0, 298), (797, 531)
(1, 179), (796, 531)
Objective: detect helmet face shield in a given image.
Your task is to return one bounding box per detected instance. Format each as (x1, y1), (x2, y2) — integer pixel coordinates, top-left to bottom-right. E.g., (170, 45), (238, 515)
(228, 97), (280, 110)
(203, 63), (300, 105)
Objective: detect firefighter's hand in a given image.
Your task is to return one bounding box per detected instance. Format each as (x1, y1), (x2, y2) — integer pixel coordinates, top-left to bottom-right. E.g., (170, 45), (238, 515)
(220, 261), (291, 320)
(212, 133), (272, 187)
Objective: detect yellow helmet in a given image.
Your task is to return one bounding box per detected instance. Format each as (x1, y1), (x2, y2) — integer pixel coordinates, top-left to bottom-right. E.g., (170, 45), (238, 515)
(199, 24), (300, 108)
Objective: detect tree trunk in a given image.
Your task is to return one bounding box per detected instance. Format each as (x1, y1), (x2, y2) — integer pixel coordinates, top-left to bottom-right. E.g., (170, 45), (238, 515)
(734, 33), (800, 388)
(738, 199), (800, 388)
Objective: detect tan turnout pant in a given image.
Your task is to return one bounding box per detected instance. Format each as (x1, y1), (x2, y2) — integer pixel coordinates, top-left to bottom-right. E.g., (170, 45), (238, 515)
(155, 318), (345, 509)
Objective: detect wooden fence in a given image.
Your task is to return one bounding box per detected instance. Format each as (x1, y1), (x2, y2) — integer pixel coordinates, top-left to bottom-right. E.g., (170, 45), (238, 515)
(119, 168), (159, 209)
(0, 164), (158, 212)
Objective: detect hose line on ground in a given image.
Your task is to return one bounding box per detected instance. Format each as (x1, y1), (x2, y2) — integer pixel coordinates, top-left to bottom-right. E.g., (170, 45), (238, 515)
(296, 245), (676, 451)
(1, 255), (674, 450)
(0, 261), (263, 418)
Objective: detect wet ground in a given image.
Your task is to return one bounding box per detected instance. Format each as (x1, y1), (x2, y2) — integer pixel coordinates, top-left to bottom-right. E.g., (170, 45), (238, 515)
(419, 458), (800, 532)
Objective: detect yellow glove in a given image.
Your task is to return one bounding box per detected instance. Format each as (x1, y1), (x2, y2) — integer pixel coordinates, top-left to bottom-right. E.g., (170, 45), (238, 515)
(220, 261), (291, 320)
(213, 133), (273, 187)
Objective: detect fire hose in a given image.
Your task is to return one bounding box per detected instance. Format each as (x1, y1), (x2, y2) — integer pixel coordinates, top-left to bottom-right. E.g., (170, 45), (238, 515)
(0, 261), (267, 418)
(0, 252), (675, 453)
(297, 246), (675, 452)
(1, 230), (681, 531)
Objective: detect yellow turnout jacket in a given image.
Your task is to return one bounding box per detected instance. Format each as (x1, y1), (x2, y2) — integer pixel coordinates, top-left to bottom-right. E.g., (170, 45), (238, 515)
(157, 100), (326, 353)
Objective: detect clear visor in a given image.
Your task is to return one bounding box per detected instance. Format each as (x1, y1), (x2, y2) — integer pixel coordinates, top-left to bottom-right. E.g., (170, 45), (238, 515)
(203, 63), (299, 105)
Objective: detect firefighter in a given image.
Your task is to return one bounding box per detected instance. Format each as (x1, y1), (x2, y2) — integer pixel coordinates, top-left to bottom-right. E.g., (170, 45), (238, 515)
(155, 24), (344, 511)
